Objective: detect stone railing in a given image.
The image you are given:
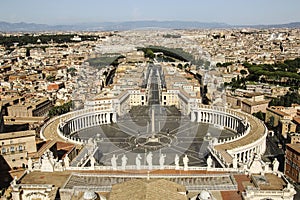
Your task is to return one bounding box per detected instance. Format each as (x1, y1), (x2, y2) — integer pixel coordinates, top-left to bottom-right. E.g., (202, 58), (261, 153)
(65, 165), (242, 172)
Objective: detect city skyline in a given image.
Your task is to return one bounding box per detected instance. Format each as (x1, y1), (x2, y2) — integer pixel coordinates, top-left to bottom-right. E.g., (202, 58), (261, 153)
(1, 0), (299, 25)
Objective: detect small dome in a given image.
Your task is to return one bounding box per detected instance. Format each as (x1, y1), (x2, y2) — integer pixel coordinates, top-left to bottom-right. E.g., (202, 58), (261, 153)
(83, 191), (97, 200)
(198, 190), (211, 200)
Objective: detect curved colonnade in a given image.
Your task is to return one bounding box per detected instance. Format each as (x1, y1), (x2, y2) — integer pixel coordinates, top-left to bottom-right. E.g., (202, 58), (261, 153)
(41, 105), (267, 168)
(191, 105), (267, 167)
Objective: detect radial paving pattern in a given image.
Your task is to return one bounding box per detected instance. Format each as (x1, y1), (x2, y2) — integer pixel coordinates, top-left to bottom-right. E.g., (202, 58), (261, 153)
(73, 105), (236, 167)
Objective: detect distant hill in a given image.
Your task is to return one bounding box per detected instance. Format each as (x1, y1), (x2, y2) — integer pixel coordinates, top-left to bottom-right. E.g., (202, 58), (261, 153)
(0, 20), (299, 32)
(249, 22), (300, 29)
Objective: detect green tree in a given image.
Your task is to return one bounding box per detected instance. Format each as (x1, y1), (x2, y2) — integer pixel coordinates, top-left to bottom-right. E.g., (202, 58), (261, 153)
(253, 111), (265, 121)
(46, 75), (55, 82)
(268, 116), (275, 127)
(145, 49), (155, 59)
(240, 69), (247, 77)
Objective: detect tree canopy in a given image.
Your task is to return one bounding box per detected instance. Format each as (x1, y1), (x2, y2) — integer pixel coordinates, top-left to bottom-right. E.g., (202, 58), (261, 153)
(269, 92), (300, 107)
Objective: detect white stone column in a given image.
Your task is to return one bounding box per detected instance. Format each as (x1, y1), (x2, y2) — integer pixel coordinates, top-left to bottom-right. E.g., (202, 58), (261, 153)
(75, 119), (78, 131)
(68, 121), (71, 133)
(262, 140), (266, 153)
(112, 113), (117, 123)
(73, 119), (76, 132)
(71, 121), (74, 133)
(106, 113), (111, 123)
(191, 111), (196, 122)
(197, 111), (201, 123)
(227, 116), (230, 128)
(91, 115), (94, 126)
(250, 149), (254, 160)
(246, 150), (249, 161)
(234, 119), (237, 130)
(215, 113), (217, 124)
(238, 153), (241, 162)
(97, 114), (100, 125)
(80, 118), (83, 129)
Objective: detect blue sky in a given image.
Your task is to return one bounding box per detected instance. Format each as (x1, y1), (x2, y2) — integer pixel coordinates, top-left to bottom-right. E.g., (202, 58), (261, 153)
(1, 0), (299, 25)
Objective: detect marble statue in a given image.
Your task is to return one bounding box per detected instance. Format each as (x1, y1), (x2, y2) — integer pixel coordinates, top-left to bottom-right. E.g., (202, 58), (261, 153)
(159, 154), (166, 170)
(121, 154), (128, 170)
(90, 156), (95, 168)
(40, 150), (55, 172)
(232, 155), (238, 169)
(206, 155), (213, 168)
(11, 176), (17, 187)
(136, 154), (142, 170)
(63, 154), (70, 168)
(54, 160), (63, 171)
(146, 152), (153, 170)
(27, 157), (33, 170)
(183, 155), (189, 171)
(273, 158), (279, 172)
(111, 154), (118, 170)
(175, 154), (180, 170)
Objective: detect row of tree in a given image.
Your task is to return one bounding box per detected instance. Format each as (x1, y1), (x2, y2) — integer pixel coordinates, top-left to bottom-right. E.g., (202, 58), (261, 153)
(138, 46), (193, 62)
(0, 34), (99, 48)
(269, 92), (300, 107)
(48, 101), (73, 117)
(243, 59), (300, 84)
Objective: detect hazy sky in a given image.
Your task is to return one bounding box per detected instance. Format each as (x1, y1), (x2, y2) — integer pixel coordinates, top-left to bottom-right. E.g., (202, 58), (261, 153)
(1, 0), (299, 25)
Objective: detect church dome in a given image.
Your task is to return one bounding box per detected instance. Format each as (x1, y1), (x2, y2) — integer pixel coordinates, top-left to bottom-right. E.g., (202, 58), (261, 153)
(83, 190), (97, 200)
(198, 190), (211, 200)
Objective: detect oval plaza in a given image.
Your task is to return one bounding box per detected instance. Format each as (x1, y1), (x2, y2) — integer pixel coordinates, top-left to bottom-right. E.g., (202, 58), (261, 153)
(26, 54), (296, 200)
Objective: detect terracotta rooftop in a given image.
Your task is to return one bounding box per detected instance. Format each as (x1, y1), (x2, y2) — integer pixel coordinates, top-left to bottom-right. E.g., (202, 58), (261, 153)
(252, 173), (286, 190)
(286, 143), (300, 153)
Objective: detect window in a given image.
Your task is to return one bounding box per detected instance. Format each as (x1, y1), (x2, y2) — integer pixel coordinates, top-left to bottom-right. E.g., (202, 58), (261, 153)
(10, 146), (15, 152)
(2, 147), (6, 154)
(19, 145), (23, 151)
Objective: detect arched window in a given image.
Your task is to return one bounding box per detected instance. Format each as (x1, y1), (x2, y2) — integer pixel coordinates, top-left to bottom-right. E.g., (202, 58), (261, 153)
(1, 147), (6, 154)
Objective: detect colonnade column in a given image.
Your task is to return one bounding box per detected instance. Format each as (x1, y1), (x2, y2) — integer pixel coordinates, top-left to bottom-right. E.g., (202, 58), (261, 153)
(106, 113), (111, 123)
(112, 113), (117, 123)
